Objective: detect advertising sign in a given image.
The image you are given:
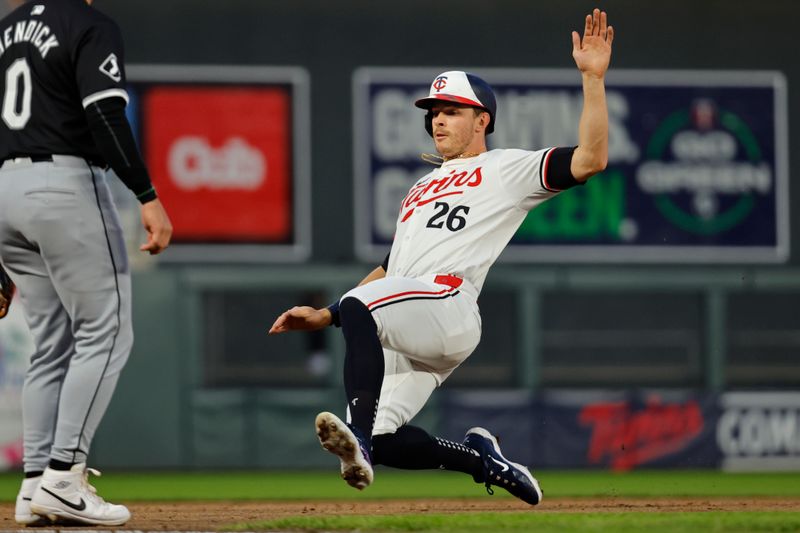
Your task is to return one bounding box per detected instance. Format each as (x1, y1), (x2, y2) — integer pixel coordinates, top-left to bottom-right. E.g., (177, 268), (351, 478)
(144, 87), (291, 242)
(129, 65), (311, 262)
(440, 389), (800, 471)
(354, 68), (788, 263)
(717, 392), (800, 471)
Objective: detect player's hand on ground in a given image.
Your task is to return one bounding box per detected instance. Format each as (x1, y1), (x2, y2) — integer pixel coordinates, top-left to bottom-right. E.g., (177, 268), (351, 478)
(572, 8), (614, 79)
(139, 198), (173, 255)
(269, 306), (332, 334)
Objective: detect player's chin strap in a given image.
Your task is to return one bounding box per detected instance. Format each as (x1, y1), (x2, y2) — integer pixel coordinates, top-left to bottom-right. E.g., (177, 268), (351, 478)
(420, 151), (482, 166)
(420, 153), (445, 166)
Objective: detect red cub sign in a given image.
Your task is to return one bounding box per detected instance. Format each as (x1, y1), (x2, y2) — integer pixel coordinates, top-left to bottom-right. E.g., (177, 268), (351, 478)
(144, 87), (292, 242)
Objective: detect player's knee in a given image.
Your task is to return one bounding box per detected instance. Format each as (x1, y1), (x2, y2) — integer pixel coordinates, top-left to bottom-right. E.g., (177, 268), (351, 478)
(339, 296), (376, 331)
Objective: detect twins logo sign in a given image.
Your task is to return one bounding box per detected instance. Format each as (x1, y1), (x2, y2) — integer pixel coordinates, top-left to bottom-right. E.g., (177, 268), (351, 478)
(354, 68), (789, 263)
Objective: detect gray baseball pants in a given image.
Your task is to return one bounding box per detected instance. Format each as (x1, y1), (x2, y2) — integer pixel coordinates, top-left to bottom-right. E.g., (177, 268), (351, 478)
(0, 155), (132, 471)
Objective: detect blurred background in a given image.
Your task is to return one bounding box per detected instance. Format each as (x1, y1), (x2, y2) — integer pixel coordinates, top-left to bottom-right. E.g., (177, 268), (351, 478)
(0, 0), (798, 473)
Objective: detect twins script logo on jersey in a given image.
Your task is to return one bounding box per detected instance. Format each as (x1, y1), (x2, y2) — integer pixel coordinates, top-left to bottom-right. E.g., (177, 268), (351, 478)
(433, 76), (448, 92)
(99, 53), (121, 82)
(400, 166), (483, 222)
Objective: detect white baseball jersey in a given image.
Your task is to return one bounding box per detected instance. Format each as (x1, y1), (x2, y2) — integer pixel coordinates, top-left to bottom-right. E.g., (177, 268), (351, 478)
(386, 147), (562, 294)
(342, 146), (577, 435)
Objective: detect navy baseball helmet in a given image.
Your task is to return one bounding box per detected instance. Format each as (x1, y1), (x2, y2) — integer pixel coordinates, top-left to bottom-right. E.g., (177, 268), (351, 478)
(415, 71), (497, 136)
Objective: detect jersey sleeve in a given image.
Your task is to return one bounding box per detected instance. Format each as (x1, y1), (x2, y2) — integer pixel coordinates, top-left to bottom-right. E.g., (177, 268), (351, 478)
(498, 147), (583, 211)
(73, 18), (129, 109)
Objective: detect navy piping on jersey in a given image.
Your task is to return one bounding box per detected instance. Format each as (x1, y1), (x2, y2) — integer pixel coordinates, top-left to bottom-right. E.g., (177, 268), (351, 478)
(72, 162), (123, 463)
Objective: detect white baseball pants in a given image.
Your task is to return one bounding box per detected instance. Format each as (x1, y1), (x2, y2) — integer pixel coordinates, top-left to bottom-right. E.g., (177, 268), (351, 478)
(340, 274), (481, 435)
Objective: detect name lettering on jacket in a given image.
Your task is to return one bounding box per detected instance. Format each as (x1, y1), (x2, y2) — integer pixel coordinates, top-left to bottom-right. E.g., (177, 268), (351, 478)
(0, 20), (59, 59)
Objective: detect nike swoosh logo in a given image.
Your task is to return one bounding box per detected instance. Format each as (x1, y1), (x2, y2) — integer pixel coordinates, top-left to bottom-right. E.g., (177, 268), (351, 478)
(489, 456), (510, 472)
(41, 487), (86, 511)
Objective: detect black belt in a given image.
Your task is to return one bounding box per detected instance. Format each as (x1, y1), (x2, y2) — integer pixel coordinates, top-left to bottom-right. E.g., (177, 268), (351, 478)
(2, 155), (106, 168)
(1, 155), (54, 163)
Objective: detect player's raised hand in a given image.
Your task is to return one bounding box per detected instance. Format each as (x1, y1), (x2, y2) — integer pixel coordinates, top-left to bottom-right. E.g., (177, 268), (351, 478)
(572, 8), (614, 79)
(269, 306), (332, 334)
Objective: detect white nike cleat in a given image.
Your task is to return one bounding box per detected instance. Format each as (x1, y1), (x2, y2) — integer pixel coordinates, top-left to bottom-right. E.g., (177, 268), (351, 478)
(29, 463), (131, 526)
(15, 475), (51, 526)
(315, 411), (374, 490)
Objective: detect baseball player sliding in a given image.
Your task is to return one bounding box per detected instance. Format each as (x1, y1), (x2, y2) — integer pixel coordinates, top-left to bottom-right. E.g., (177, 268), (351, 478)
(1, 0), (172, 526)
(270, 9), (614, 505)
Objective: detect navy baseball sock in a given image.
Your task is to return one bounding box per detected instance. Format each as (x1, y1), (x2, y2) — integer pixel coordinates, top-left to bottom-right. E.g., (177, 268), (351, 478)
(339, 297), (384, 443)
(372, 425), (484, 481)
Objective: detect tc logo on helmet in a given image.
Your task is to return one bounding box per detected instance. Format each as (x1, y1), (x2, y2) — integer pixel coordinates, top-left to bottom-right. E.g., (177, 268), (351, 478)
(433, 76), (448, 92)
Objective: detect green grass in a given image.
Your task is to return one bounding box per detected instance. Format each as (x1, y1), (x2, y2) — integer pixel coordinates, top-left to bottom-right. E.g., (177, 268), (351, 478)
(231, 512), (800, 533)
(232, 512), (800, 533)
(2, 469), (800, 501)
(2, 470), (798, 532)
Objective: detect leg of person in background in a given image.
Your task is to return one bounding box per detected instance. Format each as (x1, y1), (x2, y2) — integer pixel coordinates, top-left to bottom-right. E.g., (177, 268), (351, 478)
(8, 255), (74, 526)
(4, 167), (134, 526)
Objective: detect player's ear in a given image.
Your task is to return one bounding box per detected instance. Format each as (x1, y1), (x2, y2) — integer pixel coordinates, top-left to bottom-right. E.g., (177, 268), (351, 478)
(476, 111), (490, 132)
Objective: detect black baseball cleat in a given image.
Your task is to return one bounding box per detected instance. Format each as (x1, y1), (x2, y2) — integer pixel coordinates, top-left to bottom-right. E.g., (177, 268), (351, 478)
(463, 427), (543, 505)
(315, 411), (374, 490)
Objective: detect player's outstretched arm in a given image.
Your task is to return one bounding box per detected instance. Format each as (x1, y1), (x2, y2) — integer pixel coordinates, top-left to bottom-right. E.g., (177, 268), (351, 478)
(269, 306), (333, 334)
(570, 8), (614, 181)
(269, 263), (386, 334)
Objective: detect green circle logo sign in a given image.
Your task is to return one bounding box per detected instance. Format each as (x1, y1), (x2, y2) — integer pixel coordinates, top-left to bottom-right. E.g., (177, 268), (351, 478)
(637, 102), (772, 236)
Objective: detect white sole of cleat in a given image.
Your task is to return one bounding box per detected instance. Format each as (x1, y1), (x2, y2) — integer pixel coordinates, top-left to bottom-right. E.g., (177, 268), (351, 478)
(14, 514), (51, 527)
(315, 411), (374, 490)
(27, 504), (129, 527)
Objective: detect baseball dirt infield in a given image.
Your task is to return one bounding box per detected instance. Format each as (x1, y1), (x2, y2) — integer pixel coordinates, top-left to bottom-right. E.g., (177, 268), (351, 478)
(2, 498), (800, 531)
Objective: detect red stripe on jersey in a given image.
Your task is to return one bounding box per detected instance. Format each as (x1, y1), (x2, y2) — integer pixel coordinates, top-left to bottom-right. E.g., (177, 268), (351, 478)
(541, 148), (556, 191)
(367, 286), (456, 309)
